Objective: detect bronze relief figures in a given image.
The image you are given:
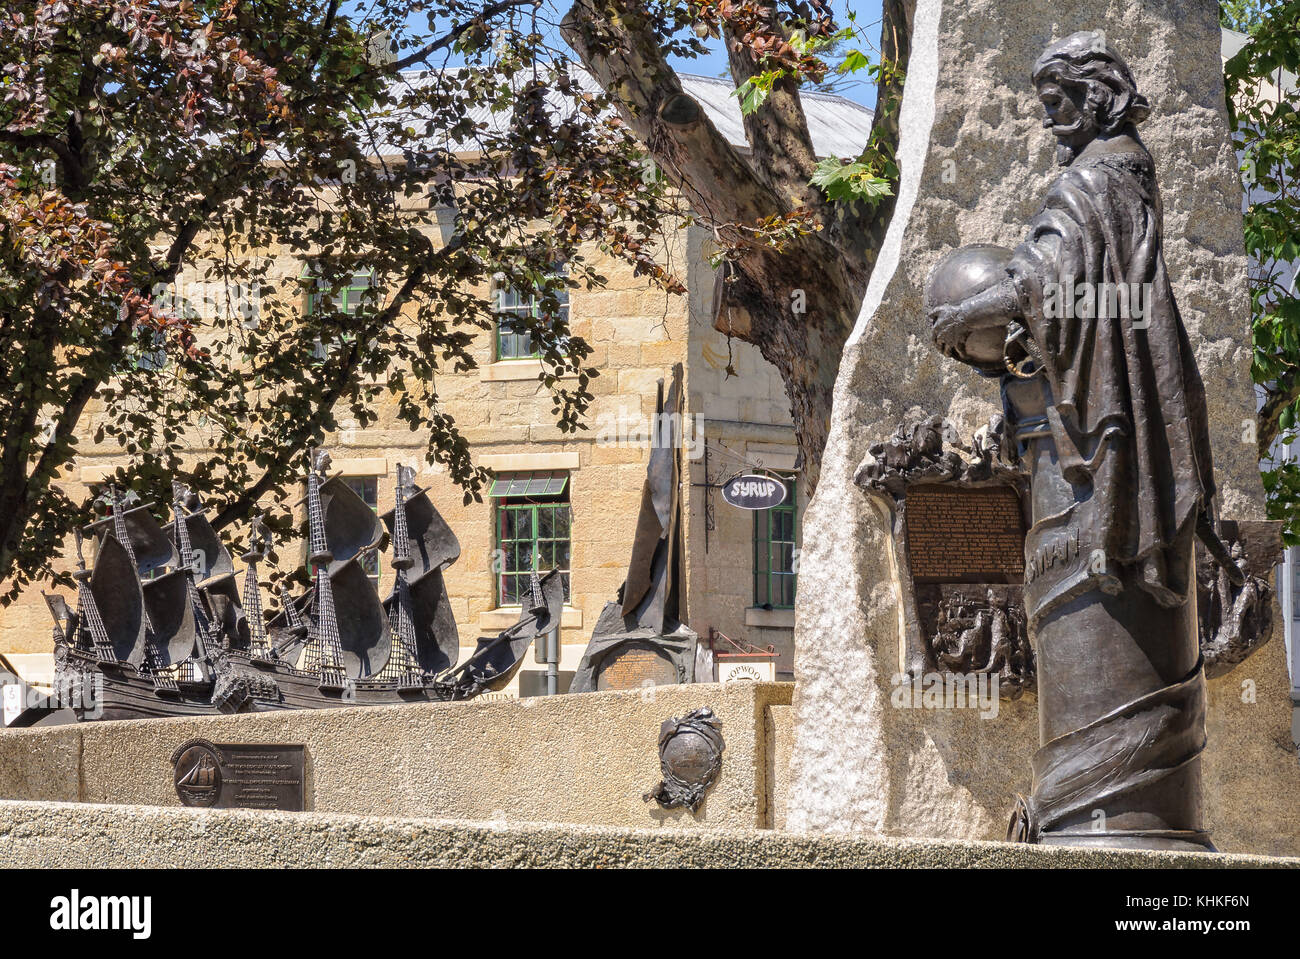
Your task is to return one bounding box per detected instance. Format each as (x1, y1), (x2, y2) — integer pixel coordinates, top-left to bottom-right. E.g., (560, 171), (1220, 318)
(927, 32), (1219, 852)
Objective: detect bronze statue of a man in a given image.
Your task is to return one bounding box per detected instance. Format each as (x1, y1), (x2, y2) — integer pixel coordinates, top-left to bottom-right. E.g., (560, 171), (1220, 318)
(926, 32), (1218, 852)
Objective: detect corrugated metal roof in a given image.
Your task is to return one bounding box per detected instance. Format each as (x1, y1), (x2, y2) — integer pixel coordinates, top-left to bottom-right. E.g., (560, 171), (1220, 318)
(677, 73), (875, 158)
(1222, 26), (1297, 95)
(374, 66), (874, 160)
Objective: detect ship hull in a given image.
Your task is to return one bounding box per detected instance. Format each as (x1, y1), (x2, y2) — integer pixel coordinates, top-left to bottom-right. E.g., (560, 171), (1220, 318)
(74, 664), (232, 722)
(63, 650), (454, 723)
(243, 659), (454, 711)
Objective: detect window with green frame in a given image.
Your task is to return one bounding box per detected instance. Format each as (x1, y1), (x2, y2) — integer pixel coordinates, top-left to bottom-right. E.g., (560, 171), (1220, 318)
(131, 327), (169, 371)
(753, 474), (797, 609)
(116, 295), (193, 372)
(342, 475), (381, 588)
(493, 272), (570, 360)
(304, 267), (377, 360)
(492, 471), (571, 605)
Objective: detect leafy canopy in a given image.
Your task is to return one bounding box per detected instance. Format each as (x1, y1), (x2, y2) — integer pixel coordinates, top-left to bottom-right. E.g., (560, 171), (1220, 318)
(0, 0), (679, 601)
(1223, 0), (1300, 541)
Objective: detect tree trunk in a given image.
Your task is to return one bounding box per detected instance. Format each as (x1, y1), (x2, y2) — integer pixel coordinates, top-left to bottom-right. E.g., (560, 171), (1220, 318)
(563, 0), (916, 490)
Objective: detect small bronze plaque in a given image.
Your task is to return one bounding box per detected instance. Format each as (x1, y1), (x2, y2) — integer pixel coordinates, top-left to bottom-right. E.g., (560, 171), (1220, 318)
(905, 485), (1025, 584)
(595, 643), (679, 690)
(171, 738), (305, 811)
(644, 707), (724, 812)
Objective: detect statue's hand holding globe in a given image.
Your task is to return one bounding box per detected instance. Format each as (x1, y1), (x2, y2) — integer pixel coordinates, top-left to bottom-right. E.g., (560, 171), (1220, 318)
(924, 244), (1020, 375)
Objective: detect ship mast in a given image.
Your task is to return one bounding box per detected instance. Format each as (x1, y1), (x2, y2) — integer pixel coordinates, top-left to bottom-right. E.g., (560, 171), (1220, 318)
(384, 464), (422, 688)
(307, 450), (347, 690)
(106, 484), (178, 693)
(278, 582), (306, 652)
(243, 513), (272, 662)
(72, 529), (117, 663)
(171, 482), (214, 681)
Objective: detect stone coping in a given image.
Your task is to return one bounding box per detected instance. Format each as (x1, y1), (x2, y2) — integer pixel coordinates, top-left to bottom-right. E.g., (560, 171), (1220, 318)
(0, 799), (1294, 868)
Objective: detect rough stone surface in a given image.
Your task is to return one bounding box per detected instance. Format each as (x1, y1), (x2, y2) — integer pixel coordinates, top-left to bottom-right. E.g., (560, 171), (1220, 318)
(788, 0), (1300, 855)
(767, 704), (794, 829)
(0, 799), (1293, 868)
(0, 725), (79, 803)
(0, 682), (792, 830)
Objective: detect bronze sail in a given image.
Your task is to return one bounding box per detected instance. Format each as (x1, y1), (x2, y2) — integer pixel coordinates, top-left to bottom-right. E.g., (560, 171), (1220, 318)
(380, 477), (461, 675)
(620, 363), (685, 633)
(141, 569), (200, 668)
(301, 452), (391, 683)
(569, 364), (698, 693)
(168, 502), (245, 650)
(443, 569), (563, 698)
(329, 558), (392, 680)
(85, 498), (179, 578)
(317, 475), (386, 577)
(86, 533), (148, 666)
(84, 489), (197, 671)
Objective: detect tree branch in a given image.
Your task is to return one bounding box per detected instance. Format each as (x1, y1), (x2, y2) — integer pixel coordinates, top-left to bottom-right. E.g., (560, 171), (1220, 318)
(0, 130), (81, 184)
(561, 0), (784, 241)
(391, 0), (543, 72)
(822, 0), (914, 267)
(1258, 371), (1300, 458)
(720, 17), (821, 211)
(208, 258), (432, 532)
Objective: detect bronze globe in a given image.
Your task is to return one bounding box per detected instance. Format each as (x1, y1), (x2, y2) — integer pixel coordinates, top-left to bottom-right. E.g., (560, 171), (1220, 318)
(924, 244), (1014, 373)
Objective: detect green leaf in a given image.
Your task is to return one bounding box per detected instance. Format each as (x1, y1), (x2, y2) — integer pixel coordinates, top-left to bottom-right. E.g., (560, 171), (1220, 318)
(810, 157), (894, 204)
(838, 50), (870, 74)
(733, 77), (773, 116)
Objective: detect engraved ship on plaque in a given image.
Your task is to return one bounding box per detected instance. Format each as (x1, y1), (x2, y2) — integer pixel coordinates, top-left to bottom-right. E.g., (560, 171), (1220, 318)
(30, 451), (564, 722)
(176, 753), (217, 788)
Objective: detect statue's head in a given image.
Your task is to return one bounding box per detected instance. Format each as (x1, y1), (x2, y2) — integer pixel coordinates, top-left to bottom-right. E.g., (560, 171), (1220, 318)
(1032, 31), (1150, 164)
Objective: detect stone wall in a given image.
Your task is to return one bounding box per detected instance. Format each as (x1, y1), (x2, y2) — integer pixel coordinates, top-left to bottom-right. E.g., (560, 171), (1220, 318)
(787, 0), (1300, 858)
(683, 226), (802, 678)
(0, 682), (793, 830)
(0, 799), (1291, 868)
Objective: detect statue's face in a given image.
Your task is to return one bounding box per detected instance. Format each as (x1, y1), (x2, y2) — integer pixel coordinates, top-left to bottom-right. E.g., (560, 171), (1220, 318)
(1037, 79), (1098, 161)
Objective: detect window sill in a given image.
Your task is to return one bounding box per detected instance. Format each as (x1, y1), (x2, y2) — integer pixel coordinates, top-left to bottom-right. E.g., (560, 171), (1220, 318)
(479, 360), (576, 383)
(480, 359), (543, 382)
(479, 605), (583, 632)
(744, 607), (795, 629)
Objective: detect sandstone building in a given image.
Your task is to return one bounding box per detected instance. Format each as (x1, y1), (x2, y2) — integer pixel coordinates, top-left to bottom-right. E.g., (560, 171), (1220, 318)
(0, 75), (875, 696)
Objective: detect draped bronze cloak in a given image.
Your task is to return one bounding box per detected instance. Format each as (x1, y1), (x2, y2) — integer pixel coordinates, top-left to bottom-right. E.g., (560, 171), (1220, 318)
(1006, 141), (1216, 606)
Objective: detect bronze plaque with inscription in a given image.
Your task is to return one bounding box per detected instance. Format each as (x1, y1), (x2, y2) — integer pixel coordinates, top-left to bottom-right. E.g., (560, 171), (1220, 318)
(904, 484), (1025, 584)
(595, 643), (679, 691)
(171, 738), (305, 810)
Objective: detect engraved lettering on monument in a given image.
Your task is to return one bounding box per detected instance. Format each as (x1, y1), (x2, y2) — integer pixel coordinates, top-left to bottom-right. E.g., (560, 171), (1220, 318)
(905, 485), (1025, 583)
(171, 737), (305, 811)
(856, 414), (1034, 691)
(595, 643), (679, 691)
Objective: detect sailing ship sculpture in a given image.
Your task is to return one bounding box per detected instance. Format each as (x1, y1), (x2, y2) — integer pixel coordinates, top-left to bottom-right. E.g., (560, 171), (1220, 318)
(38, 451), (563, 722)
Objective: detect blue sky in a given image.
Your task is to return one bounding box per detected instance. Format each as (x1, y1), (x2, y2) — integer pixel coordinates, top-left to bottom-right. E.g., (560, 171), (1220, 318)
(364, 1), (885, 108)
(661, 1), (885, 108)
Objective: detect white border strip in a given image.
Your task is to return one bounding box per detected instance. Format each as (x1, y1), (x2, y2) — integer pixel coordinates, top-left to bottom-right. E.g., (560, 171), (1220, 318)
(847, 0), (943, 347)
